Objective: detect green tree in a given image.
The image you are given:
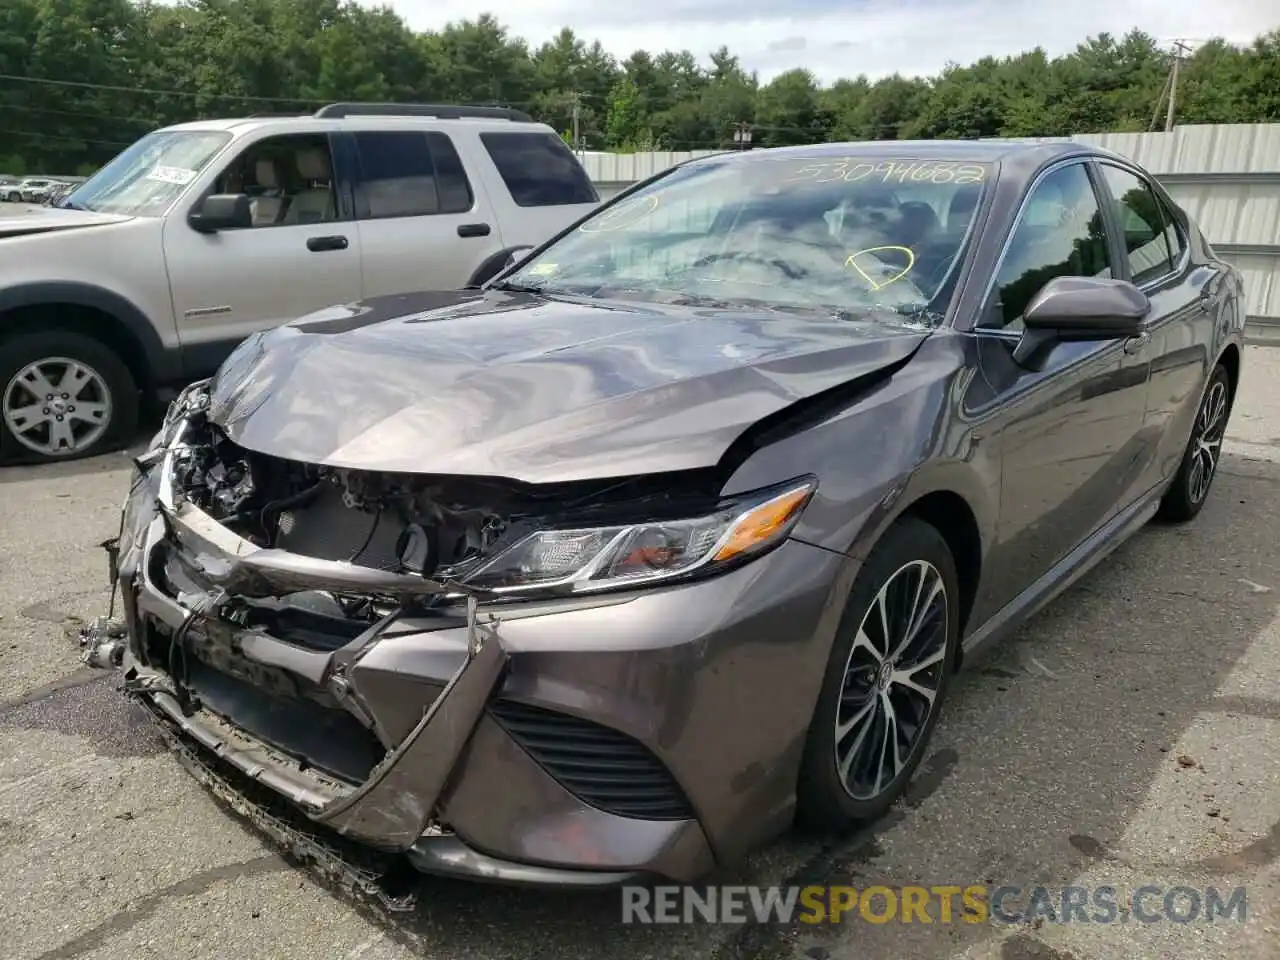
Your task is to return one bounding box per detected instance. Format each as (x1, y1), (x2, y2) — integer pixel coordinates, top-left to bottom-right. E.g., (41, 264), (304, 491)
(0, 5), (1278, 172)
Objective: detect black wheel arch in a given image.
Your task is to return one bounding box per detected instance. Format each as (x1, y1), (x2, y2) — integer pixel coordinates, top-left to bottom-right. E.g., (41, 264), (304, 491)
(0, 281), (178, 390)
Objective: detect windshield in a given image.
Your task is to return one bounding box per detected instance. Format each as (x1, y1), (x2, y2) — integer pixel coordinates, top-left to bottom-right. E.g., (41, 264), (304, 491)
(504, 154), (992, 322)
(63, 130), (232, 216)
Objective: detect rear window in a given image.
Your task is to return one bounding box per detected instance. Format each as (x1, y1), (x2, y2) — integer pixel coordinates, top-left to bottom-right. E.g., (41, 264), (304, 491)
(479, 132), (598, 207)
(353, 131), (474, 219)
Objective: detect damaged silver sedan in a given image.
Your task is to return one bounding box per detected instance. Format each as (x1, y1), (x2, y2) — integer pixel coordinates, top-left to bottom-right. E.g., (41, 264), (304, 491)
(84, 138), (1243, 902)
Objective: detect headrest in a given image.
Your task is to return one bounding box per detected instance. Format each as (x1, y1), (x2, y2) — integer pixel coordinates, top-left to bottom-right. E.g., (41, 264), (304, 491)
(254, 158), (279, 189)
(296, 149), (330, 182)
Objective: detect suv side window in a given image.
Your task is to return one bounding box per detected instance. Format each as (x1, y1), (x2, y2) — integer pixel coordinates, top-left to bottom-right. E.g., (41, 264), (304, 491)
(352, 131), (474, 219)
(479, 132), (599, 207)
(209, 133), (337, 229)
(1100, 164), (1175, 284)
(984, 163), (1113, 331)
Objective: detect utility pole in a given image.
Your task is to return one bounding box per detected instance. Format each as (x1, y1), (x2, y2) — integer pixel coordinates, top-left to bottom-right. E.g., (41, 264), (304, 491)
(1164, 40), (1191, 132)
(571, 93), (581, 154)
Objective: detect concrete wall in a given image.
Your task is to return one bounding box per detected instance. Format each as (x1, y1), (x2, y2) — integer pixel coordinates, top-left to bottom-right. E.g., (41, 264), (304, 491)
(580, 124), (1280, 326)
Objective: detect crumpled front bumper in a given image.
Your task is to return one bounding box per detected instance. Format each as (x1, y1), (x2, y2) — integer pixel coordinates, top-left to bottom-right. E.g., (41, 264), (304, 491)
(101, 401), (850, 894)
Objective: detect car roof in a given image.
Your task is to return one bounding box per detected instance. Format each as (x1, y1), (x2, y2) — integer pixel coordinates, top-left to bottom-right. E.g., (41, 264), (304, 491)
(689, 138), (1105, 179)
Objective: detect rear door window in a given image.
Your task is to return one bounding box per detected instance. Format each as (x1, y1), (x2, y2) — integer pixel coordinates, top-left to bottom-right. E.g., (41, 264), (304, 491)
(1099, 164), (1176, 284)
(353, 131), (474, 219)
(479, 132), (599, 207)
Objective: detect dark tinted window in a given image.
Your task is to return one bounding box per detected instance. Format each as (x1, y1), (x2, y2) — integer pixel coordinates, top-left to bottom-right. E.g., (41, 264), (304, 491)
(480, 132), (598, 206)
(1101, 165), (1174, 284)
(353, 132), (474, 219)
(985, 163), (1113, 330)
(426, 132), (474, 214)
(1156, 194), (1187, 263)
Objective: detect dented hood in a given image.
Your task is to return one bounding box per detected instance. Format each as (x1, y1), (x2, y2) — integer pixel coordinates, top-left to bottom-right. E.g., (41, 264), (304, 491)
(207, 289), (930, 484)
(0, 205), (133, 238)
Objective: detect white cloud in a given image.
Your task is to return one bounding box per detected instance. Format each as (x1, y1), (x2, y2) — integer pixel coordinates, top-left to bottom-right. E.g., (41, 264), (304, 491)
(372, 0), (1275, 83)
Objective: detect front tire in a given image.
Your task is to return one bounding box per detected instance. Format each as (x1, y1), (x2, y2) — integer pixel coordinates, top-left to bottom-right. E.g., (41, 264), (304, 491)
(1156, 363), (1232, 523)
(0, 330), (139, 465)
(796, 516), (960, 831)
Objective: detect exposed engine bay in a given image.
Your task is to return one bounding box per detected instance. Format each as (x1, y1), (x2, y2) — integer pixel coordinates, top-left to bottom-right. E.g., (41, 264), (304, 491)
(175, 422), (515, 583)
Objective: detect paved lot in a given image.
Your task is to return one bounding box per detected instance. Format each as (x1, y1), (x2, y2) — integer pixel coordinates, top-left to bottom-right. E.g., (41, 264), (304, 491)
(4, 348), (1280, 960)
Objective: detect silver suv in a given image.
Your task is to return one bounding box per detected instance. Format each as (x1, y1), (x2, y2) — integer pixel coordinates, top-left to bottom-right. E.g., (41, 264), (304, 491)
(0, 103), (601, 464)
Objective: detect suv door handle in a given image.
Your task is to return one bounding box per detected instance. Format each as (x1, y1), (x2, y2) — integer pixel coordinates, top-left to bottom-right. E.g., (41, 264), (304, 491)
(1123, 331), (1151, 354)
(307, 235), (348, 252)
(457, 223), (491, 238)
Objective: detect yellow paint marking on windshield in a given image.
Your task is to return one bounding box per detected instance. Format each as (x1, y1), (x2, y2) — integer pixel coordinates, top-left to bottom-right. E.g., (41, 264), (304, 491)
(845, 246), (916, 290)
(528, 263), (559, 275)
(579, 193), (660, 233)
(786, 159), (986, 186)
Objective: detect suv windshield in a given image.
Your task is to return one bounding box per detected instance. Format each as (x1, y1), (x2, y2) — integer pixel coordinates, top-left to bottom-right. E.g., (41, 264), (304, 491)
(63, 130), (232, 216)
(504, 154), (991, 321)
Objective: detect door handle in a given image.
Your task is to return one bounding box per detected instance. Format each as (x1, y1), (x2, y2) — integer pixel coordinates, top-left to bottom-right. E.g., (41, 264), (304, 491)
(1123, 331), (1150, 354)
(307, 235), (348, 252)
(457, 223), (491, 238)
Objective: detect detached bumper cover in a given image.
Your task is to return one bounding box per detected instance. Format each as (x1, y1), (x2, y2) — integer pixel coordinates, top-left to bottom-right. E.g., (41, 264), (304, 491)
(107, 407), (849, 891)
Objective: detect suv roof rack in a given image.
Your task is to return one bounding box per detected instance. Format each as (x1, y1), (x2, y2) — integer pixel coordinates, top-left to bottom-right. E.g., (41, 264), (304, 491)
(313, 102), (533, 122)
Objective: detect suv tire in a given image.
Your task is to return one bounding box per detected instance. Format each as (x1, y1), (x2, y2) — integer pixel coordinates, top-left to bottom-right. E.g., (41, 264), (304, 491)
(0, 330), (139, 465)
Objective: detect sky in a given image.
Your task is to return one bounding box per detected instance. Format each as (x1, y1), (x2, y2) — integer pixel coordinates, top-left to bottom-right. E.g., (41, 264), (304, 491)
(374, 0), (1276, 83)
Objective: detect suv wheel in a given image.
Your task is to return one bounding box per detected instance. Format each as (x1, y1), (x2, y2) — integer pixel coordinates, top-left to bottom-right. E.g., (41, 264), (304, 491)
(0, 331), (139, 464)
(5, 191), (20, 203)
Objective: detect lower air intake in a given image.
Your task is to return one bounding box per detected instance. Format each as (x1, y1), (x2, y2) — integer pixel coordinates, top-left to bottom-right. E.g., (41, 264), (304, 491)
(488, 699), (695, 821)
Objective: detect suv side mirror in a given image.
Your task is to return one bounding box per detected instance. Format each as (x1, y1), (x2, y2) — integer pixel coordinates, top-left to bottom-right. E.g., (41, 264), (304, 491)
(189, 193), (251, 233)
(1012, 275), (1150, 369)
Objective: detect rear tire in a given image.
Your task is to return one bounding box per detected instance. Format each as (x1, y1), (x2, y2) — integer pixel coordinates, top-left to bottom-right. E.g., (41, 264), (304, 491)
(0, 330), (139, 465)
(1156, 363), (1231, 523)
(795, 516), (960, 832)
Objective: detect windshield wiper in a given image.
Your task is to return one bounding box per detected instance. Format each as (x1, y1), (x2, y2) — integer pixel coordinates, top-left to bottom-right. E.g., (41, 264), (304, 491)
(489, 280), (548, 294)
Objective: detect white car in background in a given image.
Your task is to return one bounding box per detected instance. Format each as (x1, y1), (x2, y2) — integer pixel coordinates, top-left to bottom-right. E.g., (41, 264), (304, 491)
(12, 178), (63, 203)
(0, 102), (602, 464)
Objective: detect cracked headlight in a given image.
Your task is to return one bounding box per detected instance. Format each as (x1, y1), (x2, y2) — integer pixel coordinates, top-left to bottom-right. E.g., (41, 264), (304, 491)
(466, 478), (815, 594)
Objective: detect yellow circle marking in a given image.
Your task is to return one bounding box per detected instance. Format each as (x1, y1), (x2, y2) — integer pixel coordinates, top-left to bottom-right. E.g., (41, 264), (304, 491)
(579, 194), (660, 233)
(845, 246), (916, 290)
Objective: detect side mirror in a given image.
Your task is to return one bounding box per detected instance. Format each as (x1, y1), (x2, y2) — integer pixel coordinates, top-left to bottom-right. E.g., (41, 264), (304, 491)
(1012, 276), (1150, 368)
(189, 193), (251, 233)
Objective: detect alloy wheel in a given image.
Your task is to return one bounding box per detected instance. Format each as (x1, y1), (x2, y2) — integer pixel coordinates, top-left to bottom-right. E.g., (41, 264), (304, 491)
(2, 356), (113, 457)
(1187, 378), (1228, 505)
(833, 559), (949, 801)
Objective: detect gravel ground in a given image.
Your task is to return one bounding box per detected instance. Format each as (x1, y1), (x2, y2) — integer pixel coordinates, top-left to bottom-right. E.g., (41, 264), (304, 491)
(3, 345), (1280, 960)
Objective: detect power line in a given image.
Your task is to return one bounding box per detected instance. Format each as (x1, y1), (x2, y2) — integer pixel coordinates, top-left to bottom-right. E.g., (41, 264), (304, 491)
(2, 128), (134, 147)
(0, 72), (325, 104)
(0, 102), (157, 128)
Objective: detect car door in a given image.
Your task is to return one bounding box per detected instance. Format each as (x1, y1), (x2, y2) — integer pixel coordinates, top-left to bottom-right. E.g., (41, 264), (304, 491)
(346, 130), (502, 295)
(1094, 162), (1215, 485)
(162, 132), (364, 374)
(968, 160), (1153, 614)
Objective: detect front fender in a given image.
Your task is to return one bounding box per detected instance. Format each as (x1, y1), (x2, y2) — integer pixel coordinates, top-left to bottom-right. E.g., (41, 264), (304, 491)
(721, 331), (997, 560)
(0, 280), (177, 384)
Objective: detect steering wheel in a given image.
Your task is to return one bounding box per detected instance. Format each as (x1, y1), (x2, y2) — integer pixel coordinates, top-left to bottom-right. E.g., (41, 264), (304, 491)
(687, 251), (807, 280)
